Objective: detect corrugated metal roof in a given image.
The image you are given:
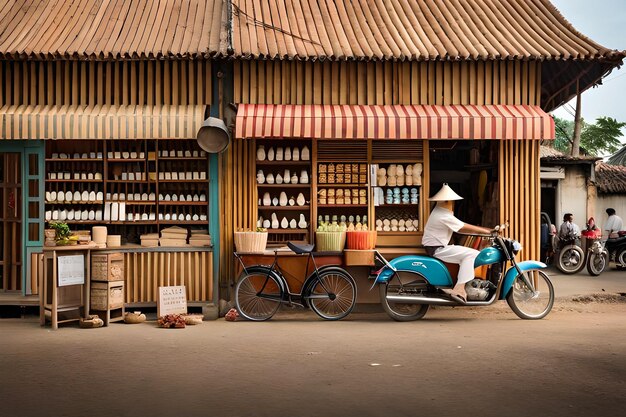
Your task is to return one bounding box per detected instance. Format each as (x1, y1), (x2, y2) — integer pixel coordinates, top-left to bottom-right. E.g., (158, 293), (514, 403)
(231, 0), (625, 61)
(596, 162), (626, 194)
(0, 0), (228, 60)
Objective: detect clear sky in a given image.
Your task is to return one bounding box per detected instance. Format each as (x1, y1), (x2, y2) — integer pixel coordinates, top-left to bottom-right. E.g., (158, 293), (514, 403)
(549, 0), (626, 133)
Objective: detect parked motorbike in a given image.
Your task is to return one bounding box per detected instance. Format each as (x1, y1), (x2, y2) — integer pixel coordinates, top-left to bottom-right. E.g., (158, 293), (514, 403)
(555, 231), (585, 274)
(586, 232), (626, 276)
(371, 225), (554, 321)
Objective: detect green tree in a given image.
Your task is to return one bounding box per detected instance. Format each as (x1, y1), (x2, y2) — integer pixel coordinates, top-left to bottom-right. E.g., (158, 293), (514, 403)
(553, 116), (575, 154)
(550, 116), (624, 157)
(580, 117), (625, 156)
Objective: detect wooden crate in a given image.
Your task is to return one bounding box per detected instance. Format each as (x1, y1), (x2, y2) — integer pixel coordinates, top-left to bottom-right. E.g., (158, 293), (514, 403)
(91, 281), (124, 310)
(91, 253), (124, 282)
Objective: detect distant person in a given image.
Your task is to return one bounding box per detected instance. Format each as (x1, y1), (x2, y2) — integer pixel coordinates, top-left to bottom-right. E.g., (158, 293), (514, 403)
(604, 208), (624, 239)
(558, 213), (580, 241)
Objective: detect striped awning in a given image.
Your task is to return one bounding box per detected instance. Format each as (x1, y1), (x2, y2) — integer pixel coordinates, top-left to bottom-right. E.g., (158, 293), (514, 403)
(235, 104), (555, 141)
(0, 105), (207, 140)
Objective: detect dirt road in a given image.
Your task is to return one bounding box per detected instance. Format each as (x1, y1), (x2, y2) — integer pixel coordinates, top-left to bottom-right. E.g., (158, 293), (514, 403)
(2, 298), (626, 417)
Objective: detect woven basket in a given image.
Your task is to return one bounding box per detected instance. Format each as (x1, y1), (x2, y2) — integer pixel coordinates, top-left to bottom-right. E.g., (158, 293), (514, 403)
(315, 231), (346, 252)
(346, 231), (378, 250)
(234, 232), (268, 253)
(124, 311), (147, 324)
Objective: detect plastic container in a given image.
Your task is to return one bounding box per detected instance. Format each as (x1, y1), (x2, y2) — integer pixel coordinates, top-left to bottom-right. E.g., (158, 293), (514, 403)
(346, 231), (377, 250)
(234, 231), (268, 253)
(315, 231), (347, 252)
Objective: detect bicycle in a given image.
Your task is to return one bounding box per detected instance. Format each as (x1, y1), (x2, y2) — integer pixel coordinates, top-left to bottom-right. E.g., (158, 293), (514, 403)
(233, 242), (357, 321)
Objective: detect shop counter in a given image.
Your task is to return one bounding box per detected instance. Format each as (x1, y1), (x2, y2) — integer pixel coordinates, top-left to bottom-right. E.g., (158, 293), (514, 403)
(92, 245), (214, 306)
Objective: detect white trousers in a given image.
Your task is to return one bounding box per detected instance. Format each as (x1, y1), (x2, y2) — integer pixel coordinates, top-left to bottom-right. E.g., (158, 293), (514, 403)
(433, 245), (480, 285)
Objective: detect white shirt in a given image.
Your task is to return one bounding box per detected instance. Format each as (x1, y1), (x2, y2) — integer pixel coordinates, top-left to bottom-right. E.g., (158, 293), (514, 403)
(422, 206), (465, 247)
(605, 215), (624, 238)
(559, 221), (580, 239)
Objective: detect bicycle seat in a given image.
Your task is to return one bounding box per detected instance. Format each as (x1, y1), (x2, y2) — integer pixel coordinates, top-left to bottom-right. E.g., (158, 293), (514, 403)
(287, 242), (315, 254)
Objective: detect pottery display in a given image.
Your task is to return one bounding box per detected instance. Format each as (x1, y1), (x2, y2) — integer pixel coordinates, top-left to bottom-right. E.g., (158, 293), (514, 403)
(257, 145), (266, 161)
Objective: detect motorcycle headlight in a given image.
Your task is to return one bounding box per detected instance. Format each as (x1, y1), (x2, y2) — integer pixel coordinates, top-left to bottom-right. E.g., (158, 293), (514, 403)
(512, 241), (523, 254)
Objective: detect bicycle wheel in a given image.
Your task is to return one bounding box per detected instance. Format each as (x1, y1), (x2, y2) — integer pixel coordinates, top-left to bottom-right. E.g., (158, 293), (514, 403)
(307, 269), (356, 320)
(506, 269), (554, 320)
(235, 269), (283, 321)
(379, 271), (429, 321)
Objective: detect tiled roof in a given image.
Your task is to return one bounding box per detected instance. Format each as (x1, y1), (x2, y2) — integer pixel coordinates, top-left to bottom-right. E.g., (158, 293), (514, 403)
(0, 0), (228, 59)
(540, 145), (565, 159)
(596, 162), (626, 194)
(231, 0), (625, 61)
(540, 146), (600, 163)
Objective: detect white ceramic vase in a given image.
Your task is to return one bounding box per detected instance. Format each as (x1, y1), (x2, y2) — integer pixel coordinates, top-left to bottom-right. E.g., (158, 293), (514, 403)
(298, 214), (307, 229)
(257, 145), (266, 161)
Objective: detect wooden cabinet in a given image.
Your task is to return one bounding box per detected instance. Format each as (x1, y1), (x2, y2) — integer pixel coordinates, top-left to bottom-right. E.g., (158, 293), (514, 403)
(251, 139), (427, 249)
(45, 139), (209, 243)
(255, 141), (312, 244)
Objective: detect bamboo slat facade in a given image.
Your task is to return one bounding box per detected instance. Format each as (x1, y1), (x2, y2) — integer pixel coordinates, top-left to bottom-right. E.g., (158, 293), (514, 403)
(230, 0), (624, 111)
(124, 251), (213, 304)
(233, 60), (541, 107)
(1, 61), (212, 107)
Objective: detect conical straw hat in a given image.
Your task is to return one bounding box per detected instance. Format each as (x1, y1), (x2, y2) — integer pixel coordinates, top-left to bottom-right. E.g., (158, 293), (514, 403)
(429, 183), (463, 201)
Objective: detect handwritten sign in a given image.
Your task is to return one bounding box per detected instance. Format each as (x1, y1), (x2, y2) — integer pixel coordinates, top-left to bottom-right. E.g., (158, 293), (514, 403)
(57, 255), (85, 287)
(158, 286), (188, 317)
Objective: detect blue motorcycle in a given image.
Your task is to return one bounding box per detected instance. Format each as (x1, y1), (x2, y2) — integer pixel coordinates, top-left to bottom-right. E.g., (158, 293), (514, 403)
(371, 226), (554, 321)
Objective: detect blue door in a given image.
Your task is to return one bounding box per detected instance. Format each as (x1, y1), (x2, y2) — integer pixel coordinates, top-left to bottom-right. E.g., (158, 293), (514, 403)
(0, 140), (44, 295)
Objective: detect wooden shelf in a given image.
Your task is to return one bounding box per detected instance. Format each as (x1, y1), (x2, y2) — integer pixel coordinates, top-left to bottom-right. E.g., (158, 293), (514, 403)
(159, 179), (208, 183)
(159, 157), (207, 161)
(158, 201), (206, 205)
(108, 158), (145, 162)
(257, 184), (310, 188)
(45, 201), (104, 205)
(376, 204), (419, 207)
(159, 221), (209, 225)
(377, 231), (420, 236)
(317, 184), (368, 188)
(318, 204), (368, 208)
(64, 220), (104, 224)
(267, 229), (308, 234)
(258, 206), (310, 210)
(116, 201), (157, 205)
(376, 184), (421, 187)
(46, 158), (103, 162)
(106, 180), (149, 183)
(256, 160), (311, 166)
(46, 179), (103, 183)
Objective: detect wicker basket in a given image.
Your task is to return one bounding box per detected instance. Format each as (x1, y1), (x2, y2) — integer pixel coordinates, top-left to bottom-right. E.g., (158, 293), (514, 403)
(346, 231), (378, 250)
(315, 231), (346, 252)
(234, 231), (268, 253)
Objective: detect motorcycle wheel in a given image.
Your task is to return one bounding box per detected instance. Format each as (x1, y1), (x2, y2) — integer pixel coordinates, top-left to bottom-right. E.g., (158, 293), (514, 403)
(587, 252), (608, 276)
(379, 272), (429, 322)
(616, 249), (626, 269)
(555, 245), (585, 274)
(506, 269), (554, 320)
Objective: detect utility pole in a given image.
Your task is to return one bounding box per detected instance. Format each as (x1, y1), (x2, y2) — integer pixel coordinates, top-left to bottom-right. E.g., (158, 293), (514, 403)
(571, 79), (582, 157)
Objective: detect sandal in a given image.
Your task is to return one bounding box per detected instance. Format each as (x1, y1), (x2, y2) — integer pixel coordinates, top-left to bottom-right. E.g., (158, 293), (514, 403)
(442, 288), (467, 304)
